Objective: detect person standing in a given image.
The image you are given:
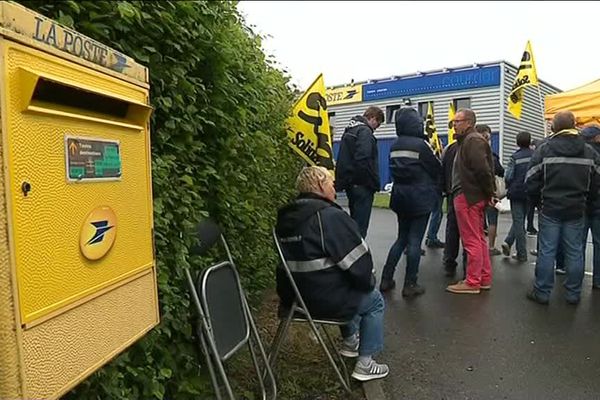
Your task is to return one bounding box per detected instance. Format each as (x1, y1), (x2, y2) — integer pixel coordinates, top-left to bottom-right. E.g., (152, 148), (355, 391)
(335, 106), (385, 238)
(526, 111), (600, 305)
(580, 125), (600, 290)
(446, 109), (495, 294)
(475, 124), (504, 256)
(441, 140), (465, 277)
(379, 108), (441, 296)
(501, 131), (533, 262)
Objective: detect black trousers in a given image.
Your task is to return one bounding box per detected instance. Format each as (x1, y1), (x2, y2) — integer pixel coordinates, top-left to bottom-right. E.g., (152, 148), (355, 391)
(527, 202), (537, 231)
(443, 196), (467, 275)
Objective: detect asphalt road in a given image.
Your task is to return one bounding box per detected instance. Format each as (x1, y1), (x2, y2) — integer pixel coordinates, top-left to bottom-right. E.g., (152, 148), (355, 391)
(361, 207), (600, 400)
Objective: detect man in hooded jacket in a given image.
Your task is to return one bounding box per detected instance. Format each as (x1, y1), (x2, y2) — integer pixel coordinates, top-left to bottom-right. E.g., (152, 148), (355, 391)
(581, 125), (600, 290)
(335, 106), (384, 238)
(379, 107), (442, 297)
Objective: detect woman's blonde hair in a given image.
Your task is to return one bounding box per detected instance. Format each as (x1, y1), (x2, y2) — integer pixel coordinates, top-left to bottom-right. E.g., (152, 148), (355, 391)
(296, 166), (332, 193)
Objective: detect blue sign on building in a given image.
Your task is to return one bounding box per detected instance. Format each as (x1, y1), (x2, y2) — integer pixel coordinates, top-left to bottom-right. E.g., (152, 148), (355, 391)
(363, 65), (501, 102)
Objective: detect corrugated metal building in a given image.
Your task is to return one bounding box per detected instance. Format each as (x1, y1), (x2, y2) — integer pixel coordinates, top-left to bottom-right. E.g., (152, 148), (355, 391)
(328, 61), (560, 190)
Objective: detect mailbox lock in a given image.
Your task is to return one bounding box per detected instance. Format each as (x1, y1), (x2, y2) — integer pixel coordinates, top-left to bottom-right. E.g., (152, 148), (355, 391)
(21, 181), (31, 197)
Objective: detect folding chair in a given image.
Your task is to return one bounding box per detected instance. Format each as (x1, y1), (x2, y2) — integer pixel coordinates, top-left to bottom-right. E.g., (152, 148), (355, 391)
(269, 228), (352, 393)
(185, 219), (277, 400)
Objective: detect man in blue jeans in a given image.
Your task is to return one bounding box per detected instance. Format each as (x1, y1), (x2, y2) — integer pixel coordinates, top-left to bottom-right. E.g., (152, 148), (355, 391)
(276, 166), (388, 381)
(525, 111), (600, 305)
(379, 107), (442, 296)
(502, 130), (533, 262)
(580, 125), (600, 290)
(335, 106), (384, 238)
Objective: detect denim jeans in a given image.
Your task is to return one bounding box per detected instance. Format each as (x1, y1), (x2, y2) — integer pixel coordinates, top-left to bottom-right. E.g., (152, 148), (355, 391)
(534, 213), (585, 302)
(505, 200), (528, 258)
(346, 185), (375, 238)
(427, 193), (443, 242)
(582, 214), (600, 287)
(340, 290), (385, 356)
(381, 213), (430, 285)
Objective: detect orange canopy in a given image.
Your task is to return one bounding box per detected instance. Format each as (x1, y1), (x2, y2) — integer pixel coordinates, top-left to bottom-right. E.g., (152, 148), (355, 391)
(545, 79), (600, 125)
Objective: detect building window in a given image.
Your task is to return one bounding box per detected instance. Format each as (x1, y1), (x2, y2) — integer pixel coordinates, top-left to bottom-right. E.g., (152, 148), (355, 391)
(417, 102), (430, 120)
(386, 104), (401, 124)
(453, 98), (471, 111)
(328, 111), (336, 135)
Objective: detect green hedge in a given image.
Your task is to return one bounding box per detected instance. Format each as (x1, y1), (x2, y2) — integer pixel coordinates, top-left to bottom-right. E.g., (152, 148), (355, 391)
(21, 1), (300, 398)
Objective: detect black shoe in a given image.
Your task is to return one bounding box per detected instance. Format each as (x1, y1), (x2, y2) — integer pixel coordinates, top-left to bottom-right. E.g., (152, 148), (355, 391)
(555, 268), (566, 275)
(512, 254), (528, 262)
(402, 283), (425, 298)
(379, 278), (396, 292)
(530, 249), (538, 256)
(526, 289), (549, 305)
(527, 228), (538, 236)
(444, 266), (457, 277)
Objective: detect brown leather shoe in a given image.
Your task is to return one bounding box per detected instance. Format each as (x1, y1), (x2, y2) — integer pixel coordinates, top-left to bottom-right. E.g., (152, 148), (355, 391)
(446, 280), (480, 294)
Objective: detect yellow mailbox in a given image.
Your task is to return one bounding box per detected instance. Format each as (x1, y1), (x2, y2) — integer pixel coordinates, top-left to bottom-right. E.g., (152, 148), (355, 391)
(0, 2), (158, 398)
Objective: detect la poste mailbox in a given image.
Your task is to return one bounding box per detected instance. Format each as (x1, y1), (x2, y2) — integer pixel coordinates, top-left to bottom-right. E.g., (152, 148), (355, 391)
(0, 2), (158, 398)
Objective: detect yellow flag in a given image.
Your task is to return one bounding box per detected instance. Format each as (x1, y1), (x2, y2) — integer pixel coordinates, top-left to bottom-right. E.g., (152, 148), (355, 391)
(508, 40), (539, 119)
(425, 102), (442, 157)
(286, 74), (333, 170)
(447, 102), (456, 144)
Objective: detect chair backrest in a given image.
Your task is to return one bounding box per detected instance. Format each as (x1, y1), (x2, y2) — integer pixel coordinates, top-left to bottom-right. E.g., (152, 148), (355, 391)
(272, 228), (312, 315)
(199, 261), (250, 361)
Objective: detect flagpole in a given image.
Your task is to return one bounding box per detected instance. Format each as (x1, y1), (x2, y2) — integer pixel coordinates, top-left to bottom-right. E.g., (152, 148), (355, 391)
(536, 85), (547, 137)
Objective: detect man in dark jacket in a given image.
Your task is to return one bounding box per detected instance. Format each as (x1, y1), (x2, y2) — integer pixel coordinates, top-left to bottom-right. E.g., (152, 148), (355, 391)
(446, 109), (495, 294)
(501, 131), (533, 262)
(526, 111), (600, 305)
(335, 106), (384, 238)
(441, 140), (465, 277)
(580, 125), (600, 290)
(276, 166), (388, 381)
(379, 107), (442, 297)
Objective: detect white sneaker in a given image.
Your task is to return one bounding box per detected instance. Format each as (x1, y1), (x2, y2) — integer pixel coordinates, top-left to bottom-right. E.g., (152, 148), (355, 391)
(351, 359), (389, 381)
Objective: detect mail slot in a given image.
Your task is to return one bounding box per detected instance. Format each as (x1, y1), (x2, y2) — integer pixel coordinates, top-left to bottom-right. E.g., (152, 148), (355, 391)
(0, 2), (158, 399)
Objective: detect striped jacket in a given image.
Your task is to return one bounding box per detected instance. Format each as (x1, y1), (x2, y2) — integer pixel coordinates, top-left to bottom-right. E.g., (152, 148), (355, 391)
(526, 129), (600, 221)
(275, 193), (375, 320)
(505, 147), (533, 201)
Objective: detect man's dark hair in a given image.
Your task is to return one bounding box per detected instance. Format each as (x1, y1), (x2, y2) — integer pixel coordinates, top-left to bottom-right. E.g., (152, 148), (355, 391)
(552, 111), (576, 132)
(475, 124), (491, 134)
(516, 131), (531, 148)
(457, 108), (476, 125)
(363, 106), (384, 123)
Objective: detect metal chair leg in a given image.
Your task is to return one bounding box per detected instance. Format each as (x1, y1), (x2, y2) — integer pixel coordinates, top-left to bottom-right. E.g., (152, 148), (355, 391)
(305, 319), (352, 393)
(267, 308), (294, 372)
(321, 325), (351, 387)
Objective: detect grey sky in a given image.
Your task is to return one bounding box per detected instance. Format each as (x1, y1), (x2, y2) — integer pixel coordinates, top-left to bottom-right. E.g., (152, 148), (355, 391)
(238, 1), (598, 92)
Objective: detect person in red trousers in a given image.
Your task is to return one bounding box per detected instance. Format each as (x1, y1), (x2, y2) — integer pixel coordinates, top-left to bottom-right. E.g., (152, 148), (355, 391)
(446, 109), (496, 294)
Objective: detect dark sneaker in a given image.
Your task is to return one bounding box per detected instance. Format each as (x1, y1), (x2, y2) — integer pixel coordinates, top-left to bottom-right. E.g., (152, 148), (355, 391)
(530, 249), (538, 256)
(527, 228), (538, 237)
(501, 242), (511, 257)
(489, 248), (502, 256)
(339, 340), (359, 358)
(426, 239), (445, 248)
(351, 359), (389, 381)
(555, 268), (566, 275)
(512, 254), (528, 262)
(379, 278), (396, 292)
(526, 289), (549, 305)
(402, 283), (425, 298)
(444, 266), (457, 278)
